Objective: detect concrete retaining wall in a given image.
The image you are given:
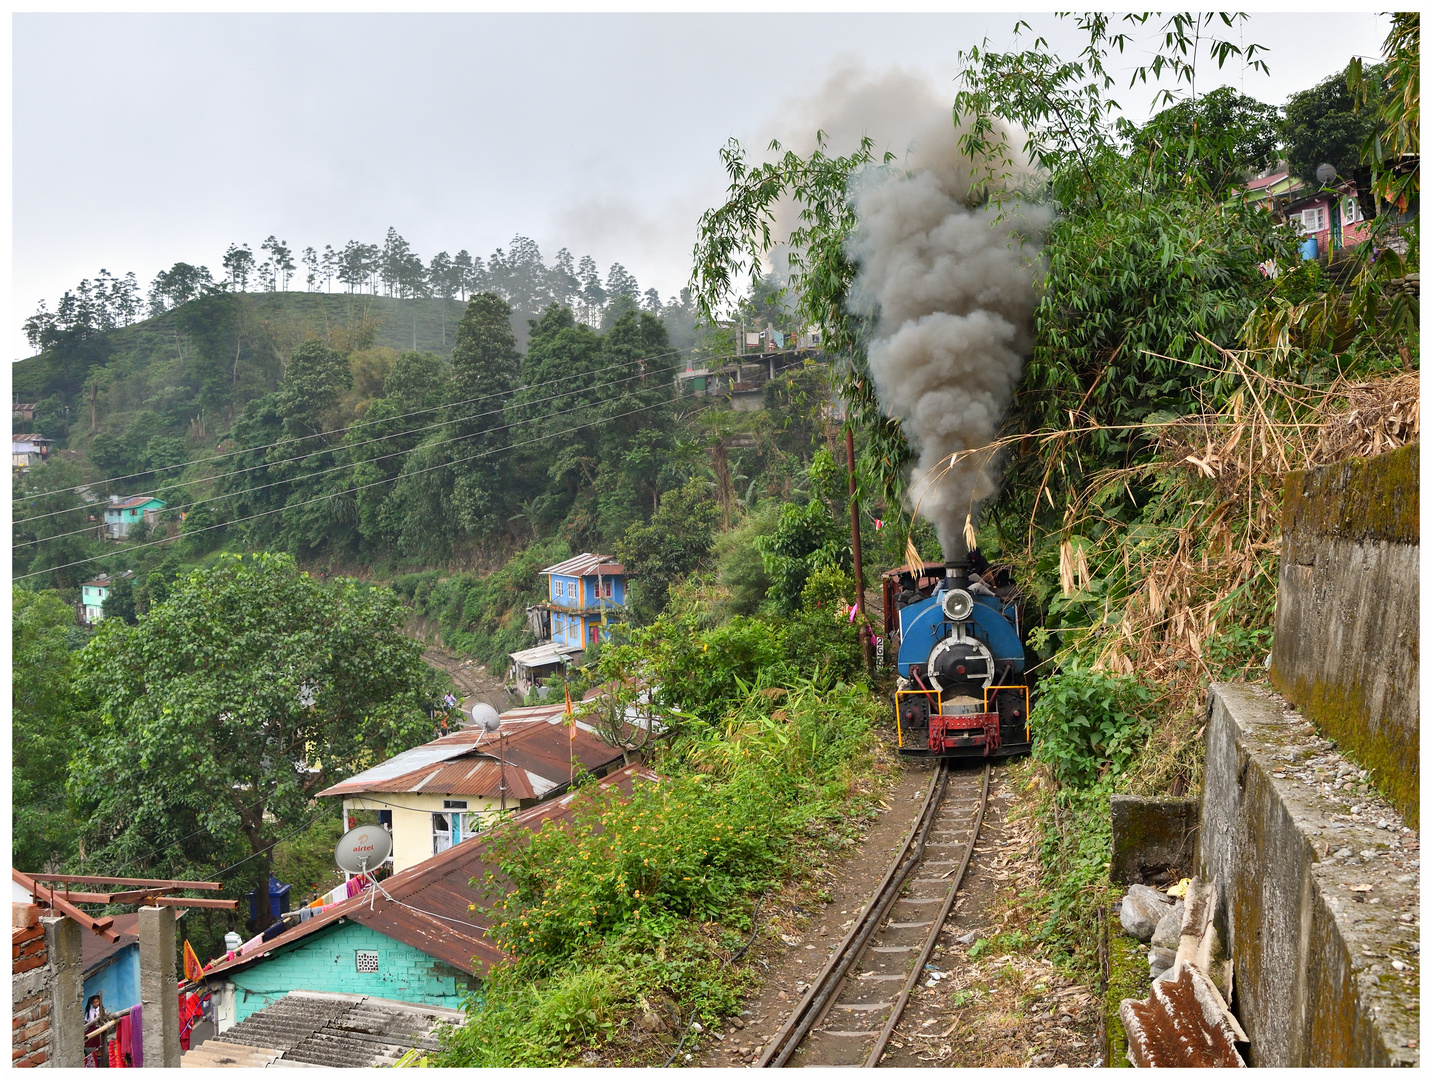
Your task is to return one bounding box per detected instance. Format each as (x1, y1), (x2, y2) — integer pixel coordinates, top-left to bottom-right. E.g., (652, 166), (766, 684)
(1198, 682), (1418, 1067)
(1270, 444), (1419, 823)
(1109, 795), (1199, 886)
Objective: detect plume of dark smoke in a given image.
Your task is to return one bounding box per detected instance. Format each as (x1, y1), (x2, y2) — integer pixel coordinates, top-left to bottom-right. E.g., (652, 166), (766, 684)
(847, 110), (1047, 562)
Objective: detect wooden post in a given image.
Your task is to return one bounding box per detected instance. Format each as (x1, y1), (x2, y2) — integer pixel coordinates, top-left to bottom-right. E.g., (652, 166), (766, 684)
(846, 426), (873, 674)
(138, 906), (181, 1067)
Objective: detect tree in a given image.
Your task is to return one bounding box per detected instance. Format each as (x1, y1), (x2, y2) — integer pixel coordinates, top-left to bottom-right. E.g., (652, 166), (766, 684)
(381, 227), (412, 297)
(148, 262), (214, 315)
(12, 458), (104, 589)
(14, 588), (91, 871)
(69, 553), (443, 927)
(1283, 64), (1381, 187)
(445, 294), (521, 534)
(577, 255), (605, 324)
(277, 339), (350, 440)
(101, 576), (138, 624)
(223, 244), (256, 292)
(262, 236), (296, 291)
(1134, 85), (1281, 193)
(453, 250), (476, 299)
(616, 478), (719, 624)
(302, 246), (319, 291)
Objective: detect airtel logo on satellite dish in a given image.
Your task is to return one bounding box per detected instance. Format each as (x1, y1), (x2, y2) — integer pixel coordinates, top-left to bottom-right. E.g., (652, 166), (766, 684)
(350, 835), (376, 852)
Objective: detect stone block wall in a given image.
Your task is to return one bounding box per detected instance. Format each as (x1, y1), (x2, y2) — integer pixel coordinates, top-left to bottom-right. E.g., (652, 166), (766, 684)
(12, 907), (53, 1068)
(1270, 443), (1418, 823)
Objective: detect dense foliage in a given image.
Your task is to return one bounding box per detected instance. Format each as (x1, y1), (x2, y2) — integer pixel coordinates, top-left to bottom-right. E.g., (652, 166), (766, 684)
(68, 553), (446, 928)
(437, 675), (883, 1066)
(13, 589), (92, 872)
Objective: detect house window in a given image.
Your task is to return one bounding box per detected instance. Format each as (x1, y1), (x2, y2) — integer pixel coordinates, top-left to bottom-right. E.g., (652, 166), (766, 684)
(603, 581), (613, 599)
(443, 799), (468, 810)
(433, 812), (452, 855)
(1299, 206), (1327, 234)
(355, 950), (379, 973)
(1343, 196), (1363, 224)
(566, 581), (576, 601)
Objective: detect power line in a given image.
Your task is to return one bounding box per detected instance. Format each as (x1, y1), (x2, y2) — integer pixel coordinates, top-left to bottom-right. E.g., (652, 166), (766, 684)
(12, 347), (699, 506)
(16, 395), (718, 581)
(13, 364), (668, 544)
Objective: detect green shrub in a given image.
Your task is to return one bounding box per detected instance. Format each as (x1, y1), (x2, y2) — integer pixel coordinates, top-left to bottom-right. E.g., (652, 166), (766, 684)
(1029, 663), (1152, 787)
(781, 567), (862, 686)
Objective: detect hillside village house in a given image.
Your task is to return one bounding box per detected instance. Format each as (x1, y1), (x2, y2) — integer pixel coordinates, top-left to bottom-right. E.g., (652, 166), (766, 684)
(543, 551), (626, 648)
(316, 702), (630, 873)
(200, 764), (659, 1028)
(1243, 167), (1375, 260)
(12, 433), (49, 472)
(512, 552), (628, 694)
(103, 495), (165, 539)
(79, 571), (135, 625)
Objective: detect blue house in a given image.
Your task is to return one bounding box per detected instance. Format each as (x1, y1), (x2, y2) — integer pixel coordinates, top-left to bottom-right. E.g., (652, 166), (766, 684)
(104, 495), (165, 539)
(83, 913), (140, 1016)
(541, 552), (626, 649)
(78, 570), (135, 625)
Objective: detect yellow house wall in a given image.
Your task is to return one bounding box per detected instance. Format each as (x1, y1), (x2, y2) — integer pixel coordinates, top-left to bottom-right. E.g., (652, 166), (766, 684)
(342, 793), (504, 873)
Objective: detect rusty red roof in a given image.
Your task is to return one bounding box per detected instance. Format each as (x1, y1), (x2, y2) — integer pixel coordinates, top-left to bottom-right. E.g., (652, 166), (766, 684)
(201, 764), (661, 980)
(106, 495), (163, 511)
(316, 713), (627, 799)
(541, 552), (625, 578)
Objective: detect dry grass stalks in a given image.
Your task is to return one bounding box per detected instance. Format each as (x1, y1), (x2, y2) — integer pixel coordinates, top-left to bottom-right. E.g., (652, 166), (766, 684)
(1084, 365), (1416, 705)
(1312, 369), (1420, 464)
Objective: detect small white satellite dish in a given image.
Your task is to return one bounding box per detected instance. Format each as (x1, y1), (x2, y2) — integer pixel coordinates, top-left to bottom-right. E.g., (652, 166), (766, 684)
(1316, 162), (1338, 186)
(335, 824), (393, 874)
(470, 702), (501, 732)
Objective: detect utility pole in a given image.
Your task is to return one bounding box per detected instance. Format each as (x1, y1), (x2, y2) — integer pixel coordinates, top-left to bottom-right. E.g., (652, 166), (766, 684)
(846, 425), (873, 675)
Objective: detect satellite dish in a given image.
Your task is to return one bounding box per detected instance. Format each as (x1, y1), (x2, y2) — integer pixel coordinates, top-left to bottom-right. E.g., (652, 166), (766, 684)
(335, 824), (392, 874)
(942, 588), (975, 623)
(470, 702), (501, 732)
(1316, 163), (1338, 186)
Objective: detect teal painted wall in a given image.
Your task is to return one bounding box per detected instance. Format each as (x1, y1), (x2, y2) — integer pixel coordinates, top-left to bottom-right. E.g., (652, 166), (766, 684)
(227, 920), (474, 1022)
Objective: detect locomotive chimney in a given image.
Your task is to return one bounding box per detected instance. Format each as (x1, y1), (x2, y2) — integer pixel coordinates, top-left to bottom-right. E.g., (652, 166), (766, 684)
(944, 559), (970, 585)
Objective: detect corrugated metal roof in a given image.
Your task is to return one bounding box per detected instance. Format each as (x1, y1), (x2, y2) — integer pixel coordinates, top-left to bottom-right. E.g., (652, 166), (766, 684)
(540, 552), (624, 578)
(508, 641), (583, 667)
(316, 714), (627, 798)
(202, 764), (662, 980)
(82, 912), (139, 974)
(194, 990), (463, 1068)
(106, 495), (163, 511)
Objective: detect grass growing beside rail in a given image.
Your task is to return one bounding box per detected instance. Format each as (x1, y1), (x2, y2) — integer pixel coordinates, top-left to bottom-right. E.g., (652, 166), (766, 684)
(433, 676), (886, 1066)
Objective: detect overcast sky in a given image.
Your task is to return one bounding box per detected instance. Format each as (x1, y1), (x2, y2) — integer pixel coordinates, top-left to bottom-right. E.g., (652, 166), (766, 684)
(11, 11), (1391, 361)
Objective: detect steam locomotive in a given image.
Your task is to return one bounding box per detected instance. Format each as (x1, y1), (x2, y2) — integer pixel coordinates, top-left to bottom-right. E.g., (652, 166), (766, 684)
(881, 556), (1033, 760)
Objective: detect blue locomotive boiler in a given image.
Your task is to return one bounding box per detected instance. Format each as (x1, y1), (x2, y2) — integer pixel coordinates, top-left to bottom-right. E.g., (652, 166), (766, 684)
(881, 558), (1032, 760)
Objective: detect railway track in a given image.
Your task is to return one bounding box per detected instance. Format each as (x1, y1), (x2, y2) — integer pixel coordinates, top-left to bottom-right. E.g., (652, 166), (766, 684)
(757, 761), (991, 1068)
(421, 646), (516, 715)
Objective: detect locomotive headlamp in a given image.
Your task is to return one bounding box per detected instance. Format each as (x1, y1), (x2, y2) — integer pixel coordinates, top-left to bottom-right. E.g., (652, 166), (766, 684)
(942, 588), (974, 622)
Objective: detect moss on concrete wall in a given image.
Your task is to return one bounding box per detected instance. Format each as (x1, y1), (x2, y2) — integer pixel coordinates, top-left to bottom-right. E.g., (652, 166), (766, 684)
(1273, 444), (1419, 825)
(1281, 443), (1419, 545)
(1270, 664), (1418, 827)
(1103, 931), (1146, 1067)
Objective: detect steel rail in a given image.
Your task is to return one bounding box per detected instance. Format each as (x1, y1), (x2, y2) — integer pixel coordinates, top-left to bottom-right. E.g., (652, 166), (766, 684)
(756, 760), (991, 1069)
(863, 762), (991, 1067)
(756, 762), (952, 1068)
